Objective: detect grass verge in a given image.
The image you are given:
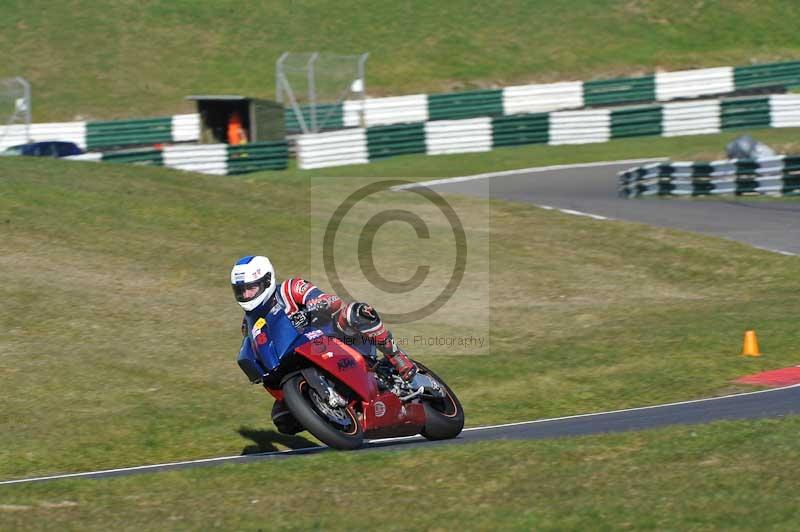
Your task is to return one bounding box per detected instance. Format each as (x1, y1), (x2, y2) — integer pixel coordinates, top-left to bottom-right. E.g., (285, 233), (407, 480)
(3, 1), (800, 120)
(2, 147), (800, 481)
(1, 416), (798, 530)
(272, 127), (800, 181)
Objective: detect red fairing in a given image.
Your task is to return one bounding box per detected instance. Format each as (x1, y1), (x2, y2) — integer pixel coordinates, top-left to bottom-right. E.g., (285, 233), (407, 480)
(361, 393), (426, 437)
(264, 388), (284, 401)
(293, 336), (378, 402)
(293, 336), (426, 435)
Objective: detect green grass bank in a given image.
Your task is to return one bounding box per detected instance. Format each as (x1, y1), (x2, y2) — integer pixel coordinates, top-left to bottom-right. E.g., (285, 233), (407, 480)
(3, 128), (800, 479)
(3, 1), (800, 120)
(2, 416), (799, 530)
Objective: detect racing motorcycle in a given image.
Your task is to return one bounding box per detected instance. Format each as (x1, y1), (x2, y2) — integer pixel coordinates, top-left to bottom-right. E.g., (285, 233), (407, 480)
(237, 304), (464, 450)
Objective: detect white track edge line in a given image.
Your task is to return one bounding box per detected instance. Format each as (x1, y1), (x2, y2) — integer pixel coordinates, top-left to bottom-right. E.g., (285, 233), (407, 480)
(0, 448), (317, 486)
(537, 204), (611, 221)
(461, 382), (800, 432)
(3, 383), (797, 486)
(754, 245), (798, 257)
(390, 158), (667, 190)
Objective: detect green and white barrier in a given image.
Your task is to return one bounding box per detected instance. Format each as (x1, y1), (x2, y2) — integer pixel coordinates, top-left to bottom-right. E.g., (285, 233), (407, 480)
(662, 100), (721, 136)
(619, 155), (800, 197)
(654, 67), (734, 101)
(0, 121), (87, 150)
(296, 94), (800, 169)
(286, 59), (800, 132)
(5, 60), (800, 148)
(67, 140), (289, 175)
(424, 118), (493, 155)
(502, 81), (584, 115)
(549, 109), (610, 145)
(0, 113), (200, 151)
(344, 94), (429, 127)
(297, 129), (368, 169)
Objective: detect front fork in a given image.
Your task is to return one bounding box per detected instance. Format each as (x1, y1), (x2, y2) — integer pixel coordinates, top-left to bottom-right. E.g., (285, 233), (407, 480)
(298, 367), (348, 408)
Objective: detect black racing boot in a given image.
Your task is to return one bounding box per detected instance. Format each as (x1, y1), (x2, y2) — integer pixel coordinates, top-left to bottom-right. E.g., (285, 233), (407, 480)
(271, 400), (303, 435)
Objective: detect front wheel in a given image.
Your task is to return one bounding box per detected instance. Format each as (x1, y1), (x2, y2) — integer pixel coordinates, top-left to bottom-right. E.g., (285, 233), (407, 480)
(282, 374), (364, 450)
(415, 361), (465, 440)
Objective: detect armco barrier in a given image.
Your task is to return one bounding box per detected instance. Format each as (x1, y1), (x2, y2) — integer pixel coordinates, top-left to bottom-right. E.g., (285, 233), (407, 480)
(366, 123), (426, 160)
(295, 94), (800, 169)
(227, 142), (290, 173)
(285, 59), (800, 133)
(5, 60), (800, 146)
(101, 148), (163, 165)
(428, 89), (504, 121)
(86, 117), (173, 150)
(502, 81), (584, 116)
(1, 113), (200, 151)
(734, 61), (800, 91)
(661, 100), (721, 137)
(721, 98), (771, 129)
(296, 129), (368, 169)
(162, 144), (229, 175)
(171, 114), (202, 142)
(0, 121), (87, 150)
(491, 113), (549, 147)
(583, 75), (656, 106)
(66, 140), (288, 175)
(344, 94), (429, 127)
(654, 67), (734, 102)
(770, 95), (800, 127)
(610, 106), (662, 139)
(424, 118), (493, 155)
(549, 109), (610, 145)
(87, 114), (201, 149)
(619, 155), (800, 197)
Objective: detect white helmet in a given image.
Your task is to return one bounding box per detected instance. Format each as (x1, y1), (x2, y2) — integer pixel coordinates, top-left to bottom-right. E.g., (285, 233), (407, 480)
(230, 255), (276, 312)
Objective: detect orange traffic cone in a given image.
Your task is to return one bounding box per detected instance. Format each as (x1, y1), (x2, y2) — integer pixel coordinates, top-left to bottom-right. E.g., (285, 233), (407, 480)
(742, 330), (761, 357)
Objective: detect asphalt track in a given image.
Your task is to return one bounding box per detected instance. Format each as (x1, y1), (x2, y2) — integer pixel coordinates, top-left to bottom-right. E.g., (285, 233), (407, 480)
(403, 159), (800, 255)
(4, 159), (800, 486)
(3, 385), (799, 485)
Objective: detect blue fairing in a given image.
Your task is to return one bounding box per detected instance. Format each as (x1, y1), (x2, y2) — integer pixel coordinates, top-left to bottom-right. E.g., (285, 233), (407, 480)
(238, 302), (378, 381)
(242, 305), (332, 372)
(237, 338), (266, 383)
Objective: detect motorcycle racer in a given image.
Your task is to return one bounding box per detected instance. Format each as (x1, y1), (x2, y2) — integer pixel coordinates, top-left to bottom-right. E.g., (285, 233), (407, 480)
(230, 255), (417, 433)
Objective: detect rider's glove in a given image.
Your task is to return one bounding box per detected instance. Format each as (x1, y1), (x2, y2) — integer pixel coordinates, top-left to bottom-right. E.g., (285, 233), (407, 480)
(305, 295), (341, 323)
(388, 351), (417, 382)
(306, 297), (331, 316)
(289, 311), (309, 329)
(356, 303), (378, 321)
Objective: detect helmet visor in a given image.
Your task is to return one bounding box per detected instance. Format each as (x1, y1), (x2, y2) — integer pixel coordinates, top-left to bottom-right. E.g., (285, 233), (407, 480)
(232, 273), (272, 303)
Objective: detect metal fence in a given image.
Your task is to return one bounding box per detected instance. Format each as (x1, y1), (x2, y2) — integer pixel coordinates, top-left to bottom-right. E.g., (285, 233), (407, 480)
(276, 52), (368, 134)
(0, 77), (30, 146)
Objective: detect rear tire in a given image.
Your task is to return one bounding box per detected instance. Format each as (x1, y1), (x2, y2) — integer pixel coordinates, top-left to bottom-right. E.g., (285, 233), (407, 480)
(282, 374), (364, 450)
(415, 361), (465, 440)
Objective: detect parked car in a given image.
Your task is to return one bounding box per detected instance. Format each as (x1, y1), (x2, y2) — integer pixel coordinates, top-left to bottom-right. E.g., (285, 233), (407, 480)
(0, 141), (84, 158)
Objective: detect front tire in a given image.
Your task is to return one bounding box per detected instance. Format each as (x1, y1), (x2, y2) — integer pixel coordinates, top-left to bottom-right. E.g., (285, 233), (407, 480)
(282, 374), (364, 450)
(415, 361), (465, 440)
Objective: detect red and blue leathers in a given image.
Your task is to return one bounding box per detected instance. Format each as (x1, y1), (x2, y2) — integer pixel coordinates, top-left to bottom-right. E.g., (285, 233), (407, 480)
(242, 278), (415, 378)
(240, 277), (417, 435)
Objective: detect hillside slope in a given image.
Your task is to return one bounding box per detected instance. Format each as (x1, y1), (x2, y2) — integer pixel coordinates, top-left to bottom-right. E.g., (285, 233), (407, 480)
(3, 0), (800, 120)
(3, 156), (800, 478)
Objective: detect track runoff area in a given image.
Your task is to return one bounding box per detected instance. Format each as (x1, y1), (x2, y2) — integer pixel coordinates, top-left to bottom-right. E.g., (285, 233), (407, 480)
(5, 159), (800, 485)
(3, 384), (800, 485)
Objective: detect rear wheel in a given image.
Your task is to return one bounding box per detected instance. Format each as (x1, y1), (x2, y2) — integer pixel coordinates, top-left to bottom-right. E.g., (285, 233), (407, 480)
(415, 361), (465, 440)
(282, 374), (364, 450)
